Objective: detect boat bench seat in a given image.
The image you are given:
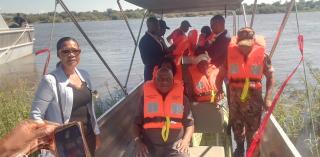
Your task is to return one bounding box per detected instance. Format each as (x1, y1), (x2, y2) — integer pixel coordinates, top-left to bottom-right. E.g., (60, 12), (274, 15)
(190, 146), (225, 157)
(182, 56), (225, 133)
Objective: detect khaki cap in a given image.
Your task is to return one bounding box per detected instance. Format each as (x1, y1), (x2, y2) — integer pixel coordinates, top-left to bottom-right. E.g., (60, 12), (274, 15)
(237, 27), (255, 47)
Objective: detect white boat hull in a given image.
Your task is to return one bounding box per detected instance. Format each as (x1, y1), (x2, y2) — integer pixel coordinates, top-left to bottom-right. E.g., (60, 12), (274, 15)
(0, 27), (34, 65)
(0, 42), (33, 64)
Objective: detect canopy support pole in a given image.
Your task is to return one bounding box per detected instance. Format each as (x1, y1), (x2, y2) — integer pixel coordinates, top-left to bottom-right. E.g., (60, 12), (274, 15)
(237, 13), (240, 30)
(269, 0), (295, 58)
(250, 0), (258, 28)
(161, 9), (164, 20)
(56, 0), (127, 95)
(232, 11), (237, 36)
(242, 4), (248, 27)
(49, 0), (58, 51)
(124, 10), (149, 90)
(224, 5), (227, 18)
(117, 0), (138, 46)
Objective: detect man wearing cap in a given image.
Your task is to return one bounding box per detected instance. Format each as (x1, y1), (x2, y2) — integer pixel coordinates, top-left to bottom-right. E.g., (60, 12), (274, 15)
(166, 20), (192, 45)
(158, 20), (176, 55)
(159, 20), (170, 37)
(206, 15), (231, 67)
(225, 27), (274, 157)
(139, 17), (166, 81)
(185, 53), (224, 103)
(133, 67), (194, 157)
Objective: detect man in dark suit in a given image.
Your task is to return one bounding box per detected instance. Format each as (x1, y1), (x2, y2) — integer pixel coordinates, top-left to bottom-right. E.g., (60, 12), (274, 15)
(139, 17), (166, 81)
(206, 15), (231, 67)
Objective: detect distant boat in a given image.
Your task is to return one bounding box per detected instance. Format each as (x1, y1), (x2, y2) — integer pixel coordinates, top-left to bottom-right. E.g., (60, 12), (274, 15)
(0, 14), (34, 64)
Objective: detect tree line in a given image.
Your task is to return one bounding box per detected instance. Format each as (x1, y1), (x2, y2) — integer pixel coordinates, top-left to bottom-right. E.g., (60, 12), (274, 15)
(3, 0), (320, 24)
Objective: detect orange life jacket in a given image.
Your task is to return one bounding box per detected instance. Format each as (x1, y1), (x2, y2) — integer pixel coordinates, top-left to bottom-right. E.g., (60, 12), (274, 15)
(198, 34), (207, 47)
(171, 29), (187, 45)
(172, 30), (199, 64)
(172, 38), (189, 65)
(207, 33), (216, 44)
(187, 29), (198, 57)
(152, 65), (183, 81)
(227, 36), (265, 89)
(198, 33), (216, 47)
(143, 81), (184, 129)
(188, 64), (219, 102)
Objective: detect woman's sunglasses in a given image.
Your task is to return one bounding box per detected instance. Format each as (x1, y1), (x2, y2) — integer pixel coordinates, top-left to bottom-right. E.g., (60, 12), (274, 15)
(60, 48), (81, 56)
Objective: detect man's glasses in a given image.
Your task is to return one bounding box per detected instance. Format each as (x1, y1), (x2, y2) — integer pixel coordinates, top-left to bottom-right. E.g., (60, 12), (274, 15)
(60, 48), (81, 56)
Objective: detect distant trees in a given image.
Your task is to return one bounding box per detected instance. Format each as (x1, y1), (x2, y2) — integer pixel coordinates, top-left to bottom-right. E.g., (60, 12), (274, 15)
(239, 1), (320, 14)
(3, 1), (320, 24)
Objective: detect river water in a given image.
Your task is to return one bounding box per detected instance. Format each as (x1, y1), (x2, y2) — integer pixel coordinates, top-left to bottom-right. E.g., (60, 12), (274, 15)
(2, 12), (320, 96)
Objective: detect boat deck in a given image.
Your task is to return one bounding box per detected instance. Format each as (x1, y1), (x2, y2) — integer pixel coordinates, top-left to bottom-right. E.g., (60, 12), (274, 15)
(190, 146), (225, 157)
(96, 82), (301, 157)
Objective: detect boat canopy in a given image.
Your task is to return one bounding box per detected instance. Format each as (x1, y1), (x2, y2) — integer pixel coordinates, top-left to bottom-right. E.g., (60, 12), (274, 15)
(124, 0), (244, 14)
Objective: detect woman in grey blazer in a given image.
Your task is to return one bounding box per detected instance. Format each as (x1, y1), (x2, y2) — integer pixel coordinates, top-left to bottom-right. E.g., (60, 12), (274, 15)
(30, 37), (100, 156)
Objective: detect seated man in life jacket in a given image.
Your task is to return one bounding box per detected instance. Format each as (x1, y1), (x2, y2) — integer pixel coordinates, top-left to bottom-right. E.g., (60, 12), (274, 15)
(185, 53), (224, 104)
(133, 67), (194, 157)
(152, 56), (183, 81)
(224, 27), (274, 157)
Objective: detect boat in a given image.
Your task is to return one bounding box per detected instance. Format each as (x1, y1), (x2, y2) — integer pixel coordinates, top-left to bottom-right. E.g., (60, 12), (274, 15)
(94, 0), (301, 156)
(0, 14), (34, 64)
(46, 0), (303, 156)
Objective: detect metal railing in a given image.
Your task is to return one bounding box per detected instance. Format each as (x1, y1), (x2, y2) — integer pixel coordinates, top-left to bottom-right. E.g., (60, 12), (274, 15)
(0, 29), (33, 49)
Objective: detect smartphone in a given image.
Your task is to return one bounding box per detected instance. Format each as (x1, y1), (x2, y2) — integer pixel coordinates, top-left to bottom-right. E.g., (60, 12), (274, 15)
(54, 122), (91, 157)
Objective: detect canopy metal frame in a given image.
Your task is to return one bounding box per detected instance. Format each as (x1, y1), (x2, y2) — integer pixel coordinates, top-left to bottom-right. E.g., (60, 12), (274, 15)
(242, 3), (248, 27)
(117, 0), (241, 92)
(250, 0), (258, 27)
(117, 0), (150, 90)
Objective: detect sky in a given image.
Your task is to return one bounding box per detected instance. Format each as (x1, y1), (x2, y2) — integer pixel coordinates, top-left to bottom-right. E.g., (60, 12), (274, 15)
(0, 0), (288, 14)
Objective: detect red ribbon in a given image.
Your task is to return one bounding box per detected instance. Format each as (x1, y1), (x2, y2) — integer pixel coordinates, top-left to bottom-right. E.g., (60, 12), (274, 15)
(246, 35), (304, 157)
(35, 48), (51, 75)
(298, 35), (304, 54)
(35, 48), (50, 55)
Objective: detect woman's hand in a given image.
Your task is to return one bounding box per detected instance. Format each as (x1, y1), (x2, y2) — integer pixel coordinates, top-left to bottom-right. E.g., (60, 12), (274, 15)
(0, 120), (58, 157)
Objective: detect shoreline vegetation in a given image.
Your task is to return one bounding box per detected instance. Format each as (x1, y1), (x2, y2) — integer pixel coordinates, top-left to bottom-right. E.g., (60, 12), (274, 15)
(3, 1), (320, 24)
(273, 63), (320, 156)
(0, 75), (37, 138)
